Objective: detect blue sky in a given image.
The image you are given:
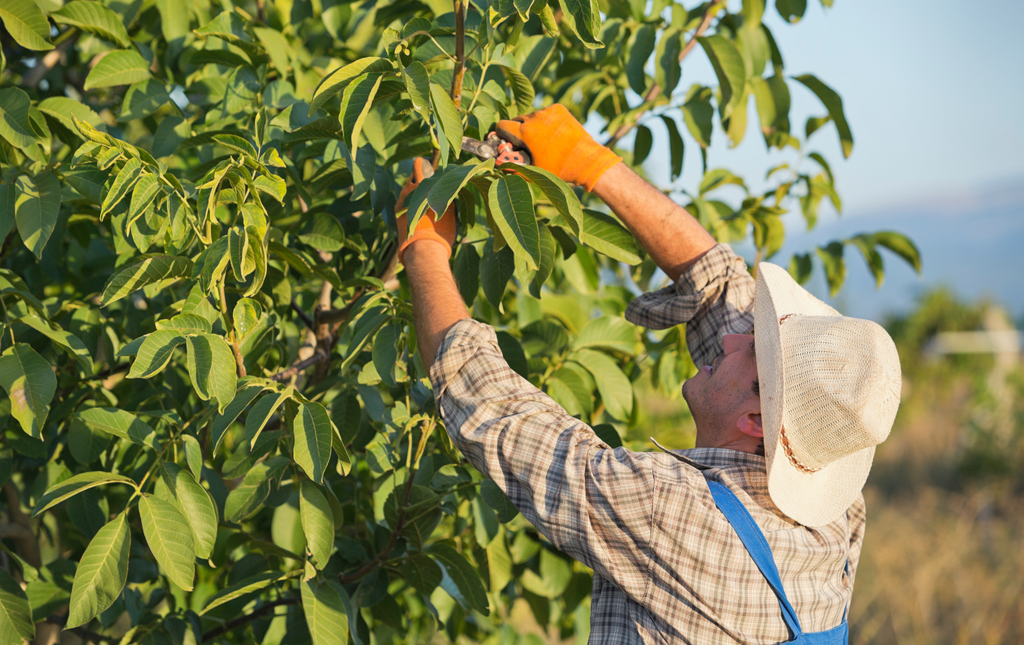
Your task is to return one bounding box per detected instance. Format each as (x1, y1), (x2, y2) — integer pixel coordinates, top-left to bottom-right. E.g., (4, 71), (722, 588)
(625, 0), (1024, 319)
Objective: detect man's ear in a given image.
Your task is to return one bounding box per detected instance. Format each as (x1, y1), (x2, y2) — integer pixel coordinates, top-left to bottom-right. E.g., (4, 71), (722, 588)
(737, 412), (763, 439)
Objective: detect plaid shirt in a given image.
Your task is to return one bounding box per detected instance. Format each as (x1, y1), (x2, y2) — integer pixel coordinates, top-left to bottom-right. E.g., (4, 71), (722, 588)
(430, 245), (865, 644)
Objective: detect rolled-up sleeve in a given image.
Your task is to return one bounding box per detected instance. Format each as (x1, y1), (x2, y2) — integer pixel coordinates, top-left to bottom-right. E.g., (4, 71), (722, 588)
(430, 319), (655, 599)
(624, 243), (756, 369)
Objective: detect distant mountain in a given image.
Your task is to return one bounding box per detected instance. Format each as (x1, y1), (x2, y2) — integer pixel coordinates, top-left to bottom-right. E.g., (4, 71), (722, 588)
(733, 177), (1024, 323)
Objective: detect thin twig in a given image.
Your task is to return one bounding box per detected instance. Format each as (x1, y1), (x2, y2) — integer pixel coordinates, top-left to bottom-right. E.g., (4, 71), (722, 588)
(604, 0), (724, 148)
(291, 299), (315, 330)
(201, 598), (298, 642)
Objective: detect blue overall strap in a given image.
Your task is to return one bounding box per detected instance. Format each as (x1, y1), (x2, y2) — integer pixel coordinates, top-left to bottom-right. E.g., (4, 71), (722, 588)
(707, 480), (803, 640)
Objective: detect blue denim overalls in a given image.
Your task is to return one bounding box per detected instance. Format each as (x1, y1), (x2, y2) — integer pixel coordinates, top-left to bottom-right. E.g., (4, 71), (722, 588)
(707, 480), (849, 644)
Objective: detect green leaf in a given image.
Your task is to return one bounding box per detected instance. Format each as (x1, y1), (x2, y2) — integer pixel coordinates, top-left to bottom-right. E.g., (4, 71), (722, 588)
(776, 0), (807, 23)
(223, 66), (260, 114)
(15, 172), (61, 259)
(223, 458), (286, 522)
(661, 115), (685, 181)
(793, 74), (853, 158)
(592, 423), (623, 449)
(480, 245), (516, 309)
(33, 472), (136, 516)
(429, 83), (463, 157)
(626, 25), (656, 95)
(0, 567), (34, 644)
(298, 213), (345, 252)
(557, 0), (603, 49)
(371, 324), (398, 388)
(300, 481), (335, 569)
(0, 87), (38, 148)
(213, 134), (258, 159)
(155, 0), (189, 44)
(253, 26), (292, 76)
(67, 513), (130, 628)
(488, 175), (539, 270)
(309, 57), (393, 116)
(75, 407), (161, 450)
(0, 0), (52, 50)
(293, 401), (333, 484)
(815, 241), (846, 297)
(480, 479), (518, 523)
(496, 331), (529, 379)
(118, 79), (171, 122)
(212, 383), (265, 455)
(246, 391), (288, 448)
(127, 174), (162, 227)
(429, 543), (489, 615)
(655, 28), (683, 97)
(571, 349), (633, 420)
(403, 62), (431, 124)
(340, 73), (382, 151)
(502, 66), (536, 115)
(699, 35), (747, 120)
(512, 165), (584, 235)
(182, 435), (203, 480)
(872, 231), (921, 273)
(682, 86), (715, 149)
(16, 314), (93, 372)
(186, 334), (238, 412)
(401, 555), (442, 595)
(572, 316), (637, 355)
(301, 579), (350, 645)
(51, 1), (131, 48)
(201, 571), (297, 615)
(159, 463), (218, 560)
(788, 252), (813, 285)
(633, 125), (652, 164)
(156, 314), (213, 334)
(847, 234), (884, 288)
(453, 243), (480, 305)
(85, 50), (151, 90)
(100, 157), (142, 219)
(427, 161), (493, 217)
(139, 495), (195, 591)
(100, 254), (192, 306)
(0, 185), (12, 243)
(578, 210), (641, 265)
(0, 344), (56, 439)
(228, 227), (250, 280)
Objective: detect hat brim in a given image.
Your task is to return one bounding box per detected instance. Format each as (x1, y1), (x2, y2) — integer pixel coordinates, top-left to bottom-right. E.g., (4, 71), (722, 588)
(754, 263), (875, 528)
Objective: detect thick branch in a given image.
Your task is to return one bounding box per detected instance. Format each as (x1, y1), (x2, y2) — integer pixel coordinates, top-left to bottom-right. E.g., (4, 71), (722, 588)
(201, 598), (298, 642)
(291, 299), (315, 330)
(604, 0), (724, 148)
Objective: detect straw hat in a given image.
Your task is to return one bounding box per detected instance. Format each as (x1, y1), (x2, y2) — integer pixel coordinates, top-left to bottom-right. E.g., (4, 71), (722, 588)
(755, 263), (902, 527)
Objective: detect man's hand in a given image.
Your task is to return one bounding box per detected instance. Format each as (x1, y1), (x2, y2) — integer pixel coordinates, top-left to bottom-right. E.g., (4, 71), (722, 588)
(496, 104), (621, 192)
(396, 158), (457, 263)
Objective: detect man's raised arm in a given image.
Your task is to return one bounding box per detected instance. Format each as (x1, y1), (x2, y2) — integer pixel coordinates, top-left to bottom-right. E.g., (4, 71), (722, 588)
(497, 104), (716, 282)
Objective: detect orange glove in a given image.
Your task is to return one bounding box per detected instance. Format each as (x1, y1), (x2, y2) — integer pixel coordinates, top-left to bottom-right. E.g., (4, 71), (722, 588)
(396, 158), (457, 263)
(496, 104), (622, 192)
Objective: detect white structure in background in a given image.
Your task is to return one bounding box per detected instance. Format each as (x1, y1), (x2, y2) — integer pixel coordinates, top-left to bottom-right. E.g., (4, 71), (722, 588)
(924, 307), (1022, 440)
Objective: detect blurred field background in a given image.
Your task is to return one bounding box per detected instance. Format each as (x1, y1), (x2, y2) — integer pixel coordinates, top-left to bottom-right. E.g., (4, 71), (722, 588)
(633, 288), (1024, 645)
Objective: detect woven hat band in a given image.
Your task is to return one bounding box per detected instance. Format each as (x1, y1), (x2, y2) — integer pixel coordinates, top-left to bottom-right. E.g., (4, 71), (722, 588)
(777, 315), (901, 471)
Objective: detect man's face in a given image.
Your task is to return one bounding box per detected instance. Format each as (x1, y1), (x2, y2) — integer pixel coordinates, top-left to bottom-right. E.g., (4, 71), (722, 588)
(682, 334), (760, 443)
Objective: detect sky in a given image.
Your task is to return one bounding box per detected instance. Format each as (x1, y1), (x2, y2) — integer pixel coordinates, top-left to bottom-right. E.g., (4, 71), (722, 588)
(620, 0), (1024, 321)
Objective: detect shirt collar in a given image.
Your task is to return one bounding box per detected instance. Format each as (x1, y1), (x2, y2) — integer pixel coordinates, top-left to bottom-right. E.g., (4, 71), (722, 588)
(650, 438), (766, 471)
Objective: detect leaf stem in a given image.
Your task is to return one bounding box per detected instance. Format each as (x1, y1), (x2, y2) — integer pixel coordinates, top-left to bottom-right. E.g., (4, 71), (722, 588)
(219, 279), (247, 378)
(431, 0), (466, 170)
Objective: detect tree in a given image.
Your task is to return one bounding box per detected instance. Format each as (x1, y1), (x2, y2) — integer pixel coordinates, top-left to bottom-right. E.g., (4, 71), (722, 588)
(0, 0), (921, 642)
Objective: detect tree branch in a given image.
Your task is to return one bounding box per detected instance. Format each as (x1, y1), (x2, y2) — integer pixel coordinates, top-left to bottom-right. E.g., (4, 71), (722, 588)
(291, 299), (315, 331)
(604, 0), (724, 148)
(23, 32), (80, 88)
(201, 598), (298, 642)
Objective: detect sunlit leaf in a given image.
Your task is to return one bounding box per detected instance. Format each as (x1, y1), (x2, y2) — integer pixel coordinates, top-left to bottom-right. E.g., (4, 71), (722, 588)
(0, 344), (56, 439)
(67, 513), (130, 628)
(139, 495), (195, 591)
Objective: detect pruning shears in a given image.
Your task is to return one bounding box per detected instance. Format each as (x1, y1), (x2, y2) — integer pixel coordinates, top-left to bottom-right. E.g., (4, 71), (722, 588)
(461, 132), (532, 166)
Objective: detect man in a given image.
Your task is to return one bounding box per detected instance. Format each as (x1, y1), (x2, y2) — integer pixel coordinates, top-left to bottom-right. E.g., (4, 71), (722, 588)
(396, 105), (902, 644)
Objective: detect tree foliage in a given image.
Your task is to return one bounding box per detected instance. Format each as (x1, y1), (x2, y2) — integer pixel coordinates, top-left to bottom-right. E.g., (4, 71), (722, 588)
(0, 0), (920, 642)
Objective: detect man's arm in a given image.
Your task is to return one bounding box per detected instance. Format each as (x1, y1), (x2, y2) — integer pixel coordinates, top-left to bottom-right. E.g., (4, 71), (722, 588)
(591, 163), (716, 283)
(404, 242), (468, 372)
